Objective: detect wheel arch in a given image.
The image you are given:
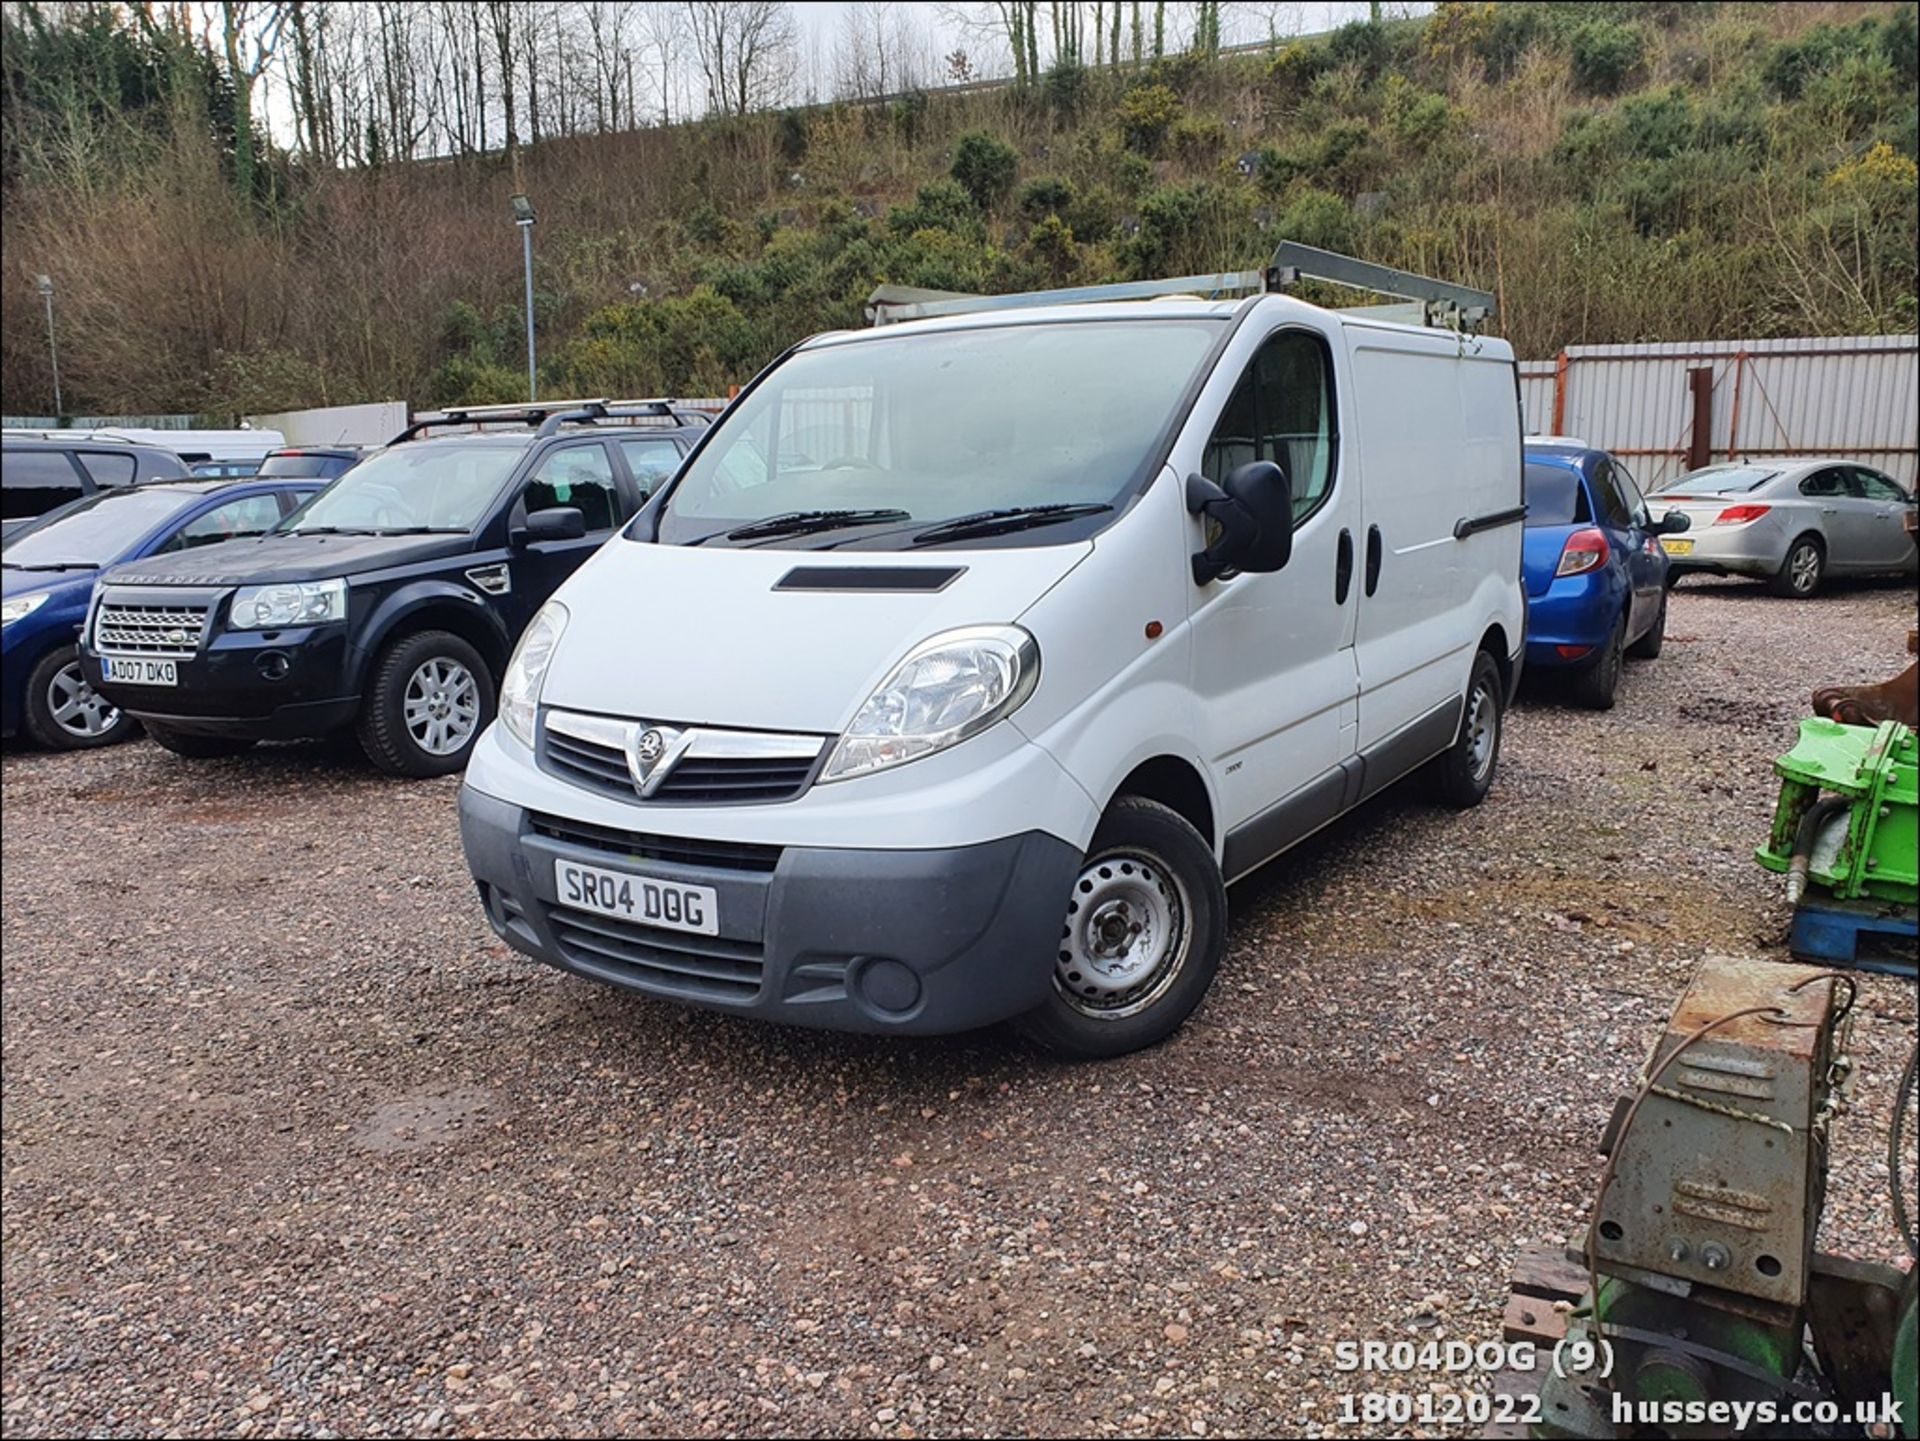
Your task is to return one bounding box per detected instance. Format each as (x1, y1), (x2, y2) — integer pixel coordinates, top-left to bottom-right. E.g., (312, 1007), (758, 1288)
(352, 584), (513, 691)
(1108, 754), (1217, 857)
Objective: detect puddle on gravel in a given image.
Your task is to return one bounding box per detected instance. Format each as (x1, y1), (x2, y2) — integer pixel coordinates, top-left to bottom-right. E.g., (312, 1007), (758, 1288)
(351, 1086), (494, 1154)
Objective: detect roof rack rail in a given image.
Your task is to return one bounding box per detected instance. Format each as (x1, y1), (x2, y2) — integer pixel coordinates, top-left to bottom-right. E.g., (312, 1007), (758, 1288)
(388, 398), (717, 445)
(865, 242), (1495, 332)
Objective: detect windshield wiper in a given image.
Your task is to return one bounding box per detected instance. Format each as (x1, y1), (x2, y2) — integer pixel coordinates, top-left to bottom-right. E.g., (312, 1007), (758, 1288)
(910, 503), (1113, 546)
(3, 561), (93, 571)
(704, 508), (912, 544)
(284, 525), (383, 536)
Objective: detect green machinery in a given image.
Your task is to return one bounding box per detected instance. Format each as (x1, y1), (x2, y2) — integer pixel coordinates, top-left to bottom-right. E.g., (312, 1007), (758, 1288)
(1757, 719), (1918, 973)
(1530, 956), (1918, 1439)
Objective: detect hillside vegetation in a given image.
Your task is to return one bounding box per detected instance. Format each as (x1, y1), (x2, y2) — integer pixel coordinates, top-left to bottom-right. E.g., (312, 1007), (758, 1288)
(2, 1), (1915, 417)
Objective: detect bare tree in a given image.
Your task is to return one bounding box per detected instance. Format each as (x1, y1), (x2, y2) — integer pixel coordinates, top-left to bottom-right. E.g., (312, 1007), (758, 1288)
(211, 0), (290, 204)
(484, 0), (522, 154)
(685, 1), (797, 118)
(832, 1), (935, 100)
(584, 0), (639, 132)
(638, 2), (688, 123)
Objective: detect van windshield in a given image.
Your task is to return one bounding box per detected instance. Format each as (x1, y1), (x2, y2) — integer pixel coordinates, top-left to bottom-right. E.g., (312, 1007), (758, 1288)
(652, 318), (1225, 548)
(282, 443), (522, 534)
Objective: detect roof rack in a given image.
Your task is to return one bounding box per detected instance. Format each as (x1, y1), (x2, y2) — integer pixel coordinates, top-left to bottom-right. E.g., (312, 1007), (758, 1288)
(865, 242), (1495, 332)
(388, 398), (714, 445)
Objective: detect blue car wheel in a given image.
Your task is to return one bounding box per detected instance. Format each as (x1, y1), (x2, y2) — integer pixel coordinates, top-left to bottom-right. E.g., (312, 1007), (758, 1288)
(23, 645), (135, 751)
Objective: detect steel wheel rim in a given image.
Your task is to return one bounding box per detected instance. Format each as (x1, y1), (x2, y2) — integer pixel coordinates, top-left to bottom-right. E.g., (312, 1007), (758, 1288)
(1466, 681), (1497, 783)
(402, 657), (479, 756)
(1791, 545), (1820, 593)
(1054, 847), (1191, 1020)
(47, 661), (119, 739)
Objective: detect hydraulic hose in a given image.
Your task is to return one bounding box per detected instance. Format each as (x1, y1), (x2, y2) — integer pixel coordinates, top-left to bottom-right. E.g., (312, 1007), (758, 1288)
(1785, 794), (1850, 906)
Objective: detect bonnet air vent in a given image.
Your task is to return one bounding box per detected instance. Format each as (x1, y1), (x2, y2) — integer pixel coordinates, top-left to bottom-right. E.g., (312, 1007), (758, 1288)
(774, 566), (965, 593)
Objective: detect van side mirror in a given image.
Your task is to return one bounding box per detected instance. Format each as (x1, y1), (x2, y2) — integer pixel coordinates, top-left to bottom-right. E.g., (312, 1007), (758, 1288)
(516, 506), (586, 545)
(1187, 462), (1293, 585)
(1659, 509), (1691, 535)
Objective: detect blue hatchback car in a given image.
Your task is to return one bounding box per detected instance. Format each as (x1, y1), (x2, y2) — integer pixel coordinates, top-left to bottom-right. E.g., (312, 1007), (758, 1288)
(3, 478), (321, 750)
(1521, 443), (1692, 709)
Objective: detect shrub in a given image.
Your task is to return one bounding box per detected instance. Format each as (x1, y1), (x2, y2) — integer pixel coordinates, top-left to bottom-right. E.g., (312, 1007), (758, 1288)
(1169, 115), (1229, 167)
(1266, 41), (1326, 102)
(887, 178), (980, 236)
(1395, 93), (1456, 149)
(1019, 176), (1075, 220)
(1027, 214), (1080, 280)
(1570, 19), (1646, 96)
(1326, 19), (1388, 80)
(951, 131), (1019, 211)
(1044, 60), (1090, 120)
(1065, 184), (1120, 244)
(1278, 186), (1354, 252)
(1117, 83), (1184, 156)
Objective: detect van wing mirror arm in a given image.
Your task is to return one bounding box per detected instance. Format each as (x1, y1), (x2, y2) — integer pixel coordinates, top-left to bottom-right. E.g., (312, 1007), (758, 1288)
(1186, 473), (1257, 586)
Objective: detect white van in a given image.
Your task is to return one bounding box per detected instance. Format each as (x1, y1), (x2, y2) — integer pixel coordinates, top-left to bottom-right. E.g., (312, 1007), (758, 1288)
(458, 250), (1527, 1058)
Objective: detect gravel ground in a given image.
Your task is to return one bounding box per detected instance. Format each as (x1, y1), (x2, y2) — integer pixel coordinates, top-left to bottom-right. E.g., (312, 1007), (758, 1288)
(3, 576), (1915, 1440)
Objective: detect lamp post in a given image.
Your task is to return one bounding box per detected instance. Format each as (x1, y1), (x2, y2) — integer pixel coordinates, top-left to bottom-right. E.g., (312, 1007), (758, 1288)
(36, 274), (63, 419)
(510, 193), (537, 402)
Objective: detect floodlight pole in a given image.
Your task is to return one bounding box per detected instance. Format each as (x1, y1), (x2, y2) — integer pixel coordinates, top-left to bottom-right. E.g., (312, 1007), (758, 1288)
(37, 275), (63, 419)
(512, 194), (538, 402)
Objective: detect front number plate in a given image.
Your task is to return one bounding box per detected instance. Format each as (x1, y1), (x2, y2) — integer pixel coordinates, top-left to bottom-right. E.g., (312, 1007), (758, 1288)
(1659, 538), (1695, 556)
(554, 858), (719, 936)
(101, 656), (178, 686)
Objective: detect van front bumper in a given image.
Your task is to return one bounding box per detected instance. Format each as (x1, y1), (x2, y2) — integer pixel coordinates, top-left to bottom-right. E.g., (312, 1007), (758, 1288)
(459, 785), (1083, 1036)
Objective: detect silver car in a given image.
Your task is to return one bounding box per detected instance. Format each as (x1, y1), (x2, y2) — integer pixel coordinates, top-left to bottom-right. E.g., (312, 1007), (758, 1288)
(1651, 457), (1916, 597)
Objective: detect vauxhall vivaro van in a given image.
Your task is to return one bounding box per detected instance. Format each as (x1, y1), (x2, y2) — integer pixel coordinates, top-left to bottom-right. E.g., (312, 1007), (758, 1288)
(458, 247), (1528, 1058)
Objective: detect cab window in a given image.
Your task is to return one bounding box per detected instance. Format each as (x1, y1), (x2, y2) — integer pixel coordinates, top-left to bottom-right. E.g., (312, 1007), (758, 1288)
(1203, 330), (1338, 523)
(523, 444), (618, 531)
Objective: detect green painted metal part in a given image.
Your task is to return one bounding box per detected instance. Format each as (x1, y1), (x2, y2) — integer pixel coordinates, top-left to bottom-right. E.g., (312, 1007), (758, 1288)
(1895, 1276), (1918, 1441)
(1757, 719), (1919, 904)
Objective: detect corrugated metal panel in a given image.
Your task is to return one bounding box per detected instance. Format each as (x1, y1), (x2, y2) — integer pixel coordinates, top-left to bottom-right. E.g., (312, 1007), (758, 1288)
(1520, 335), (1918, 489)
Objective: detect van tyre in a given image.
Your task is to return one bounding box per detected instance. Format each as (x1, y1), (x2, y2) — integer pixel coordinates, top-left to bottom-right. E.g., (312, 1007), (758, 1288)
(1429, 650), (1504, 808)
(357, 629), (494, 778)
(144, 722), (257, 759)
(23, 646), (136, 751)
(1772, 535), (1824, 598)
(1013, 796), (1226, 1060)
(1627, 589), (1667, 659)
(1571, 615), (1624, 711)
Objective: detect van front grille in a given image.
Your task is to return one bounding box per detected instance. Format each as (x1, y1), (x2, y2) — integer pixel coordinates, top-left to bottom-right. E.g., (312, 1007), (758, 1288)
(546, 904), (764, 1001)
(528, 812), (783, 874)
(538, 712), (824, 805)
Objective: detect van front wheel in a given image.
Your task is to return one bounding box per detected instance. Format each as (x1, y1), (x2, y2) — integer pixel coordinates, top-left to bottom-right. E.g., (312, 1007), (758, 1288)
(1012, 796), (1226, 1060)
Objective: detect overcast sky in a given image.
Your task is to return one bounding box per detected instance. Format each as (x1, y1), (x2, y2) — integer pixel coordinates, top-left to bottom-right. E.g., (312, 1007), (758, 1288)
(252, 3), (1425, 148)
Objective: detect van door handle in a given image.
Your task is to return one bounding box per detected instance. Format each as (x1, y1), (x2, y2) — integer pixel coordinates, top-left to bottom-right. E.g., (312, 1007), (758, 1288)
(1335, 529), (1354, 604)
(1364, 525), (1383, 597)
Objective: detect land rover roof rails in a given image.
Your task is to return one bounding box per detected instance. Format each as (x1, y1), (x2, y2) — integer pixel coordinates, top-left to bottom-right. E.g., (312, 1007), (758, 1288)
(864, 241), (1496, 332)
(388, 398), (713, 444)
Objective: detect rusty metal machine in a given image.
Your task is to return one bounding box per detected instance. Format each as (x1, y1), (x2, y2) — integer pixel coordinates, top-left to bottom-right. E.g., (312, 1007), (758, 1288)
(1511, 956), (1918, 1439)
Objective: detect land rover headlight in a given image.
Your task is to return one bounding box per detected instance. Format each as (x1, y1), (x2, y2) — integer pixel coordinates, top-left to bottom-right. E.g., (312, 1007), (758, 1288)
(229, 577), (347, 629)
(821, 625), (1039, 783)
(2, 593), (49, 628)
(500, 600), (568, 749)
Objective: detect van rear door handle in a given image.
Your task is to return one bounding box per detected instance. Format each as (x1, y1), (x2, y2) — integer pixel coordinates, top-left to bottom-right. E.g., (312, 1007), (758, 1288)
(1364, 525), (1383, 597)
(1335, 529), (1354, 603)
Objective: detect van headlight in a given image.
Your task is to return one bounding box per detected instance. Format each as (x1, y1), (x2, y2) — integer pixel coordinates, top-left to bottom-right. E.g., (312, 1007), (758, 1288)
(229, 577), (347, 629)
(821, 625), (1039, 783)
(500, 601), (568, 749)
